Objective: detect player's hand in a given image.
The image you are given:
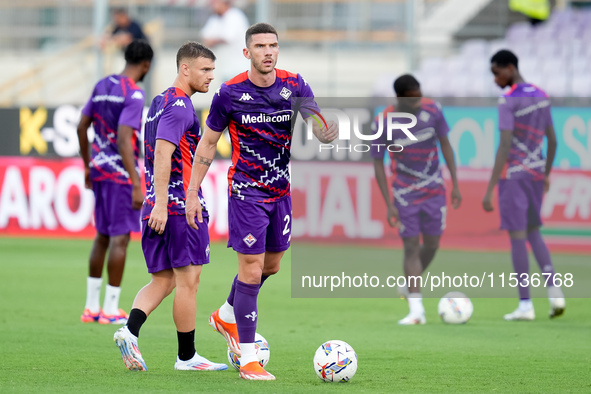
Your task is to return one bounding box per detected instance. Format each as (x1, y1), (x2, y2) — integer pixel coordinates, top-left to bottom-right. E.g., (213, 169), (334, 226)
(84, 167), (91, 189)
(148, 203), (168, 235)
(131, 185), (144, 210)
(386, 205), (400, 228)
(185, 189), (202, 230)
(482, 191), (494, 212)
(451, 186), (462, 209)
(319, 120), (339, 143)
(544, 175), (550, 193)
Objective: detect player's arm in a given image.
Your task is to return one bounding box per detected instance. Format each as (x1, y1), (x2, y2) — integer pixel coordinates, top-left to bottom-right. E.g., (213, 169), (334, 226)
(77, 114), (93, 189)
(117, 125), (143, 210)
(439, 136), (462, 209)
(482, 130), (512, 212)
(149, 139), (177, 235)
(544, 124), (557, 192)
(311, 116), (338, 144)
(373, 158), (399, 228)
(186, 125), (223, 230)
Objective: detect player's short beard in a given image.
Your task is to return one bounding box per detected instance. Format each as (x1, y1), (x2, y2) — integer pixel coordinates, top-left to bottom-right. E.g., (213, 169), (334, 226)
(253, 57), (275, 75)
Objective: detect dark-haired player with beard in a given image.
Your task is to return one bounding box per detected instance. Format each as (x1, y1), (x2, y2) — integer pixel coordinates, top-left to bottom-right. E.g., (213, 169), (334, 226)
(113, 41), (227, 372)
(185, 23), (337, 380)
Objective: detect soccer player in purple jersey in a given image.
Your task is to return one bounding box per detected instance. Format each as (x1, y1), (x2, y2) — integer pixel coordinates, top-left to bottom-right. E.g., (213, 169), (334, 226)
(77, 40), (152, 325)
(113, 42), (227, 372)
(185, 23), (337, 380)
(484, 50), (565, 321)
(372, 75), (461, 325)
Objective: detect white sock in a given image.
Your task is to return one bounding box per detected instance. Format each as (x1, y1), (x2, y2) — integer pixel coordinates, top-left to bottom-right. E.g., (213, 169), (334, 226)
(239, 343), (258, 366)
(103, 284), (121, 315)
(219, 301), (236, 324)
(408, 293), (424, 315)
(85, 277), (102, 312)
(397, 284), (409, 297)
(519, 299), (533, 311)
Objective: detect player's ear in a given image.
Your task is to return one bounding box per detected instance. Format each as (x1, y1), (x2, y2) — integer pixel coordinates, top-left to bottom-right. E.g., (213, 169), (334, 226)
(243, 47), (250, 60)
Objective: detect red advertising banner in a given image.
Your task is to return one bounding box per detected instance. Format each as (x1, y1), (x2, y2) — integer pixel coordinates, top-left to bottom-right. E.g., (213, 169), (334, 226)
(1, 157), (590, 253)
(291, 163), (591, 254)
(0, 157), (232, 241)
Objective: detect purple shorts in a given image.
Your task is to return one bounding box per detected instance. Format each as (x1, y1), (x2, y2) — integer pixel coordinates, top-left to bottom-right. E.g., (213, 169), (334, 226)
(141, 215), (210, 274)
(92, 180), (140, 236)
(499, 179), (544, 231)
(395, 194), (447, 238)
(227, 196), (291, 254)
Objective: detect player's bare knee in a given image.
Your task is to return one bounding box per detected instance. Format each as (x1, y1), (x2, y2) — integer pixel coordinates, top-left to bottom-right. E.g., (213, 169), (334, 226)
(423, 235), (440, 252)
(403, 236), (420, 255)
(110, 234), (130, 250)
(263, 263), (280, 276)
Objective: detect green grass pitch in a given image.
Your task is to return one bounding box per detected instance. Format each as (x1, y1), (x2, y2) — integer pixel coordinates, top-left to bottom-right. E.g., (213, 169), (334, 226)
(0, 237), (589, 393)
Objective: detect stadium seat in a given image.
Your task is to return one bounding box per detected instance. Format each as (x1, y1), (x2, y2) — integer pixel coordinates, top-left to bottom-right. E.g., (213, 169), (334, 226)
(544, 74), (568, 97)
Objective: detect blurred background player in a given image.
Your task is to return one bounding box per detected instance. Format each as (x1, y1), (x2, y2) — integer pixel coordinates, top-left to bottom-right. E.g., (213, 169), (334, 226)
(483, 49), (565, 321)
(201, 0), (250, 83)
(101, 8), (148, 51)
(77, 39), (153, 325)
(113, 41), (227, 372)
(185, 23), (337, 380)
(372, 74), (461, 325)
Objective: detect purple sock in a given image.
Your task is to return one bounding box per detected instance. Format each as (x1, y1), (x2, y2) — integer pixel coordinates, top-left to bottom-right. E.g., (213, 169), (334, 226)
(259, 274), (270, 289)
(527, 230), (556, 284)
(233, 280), (259, 344)
(510, 238), (530, 299)
(226, 275), (238, 307)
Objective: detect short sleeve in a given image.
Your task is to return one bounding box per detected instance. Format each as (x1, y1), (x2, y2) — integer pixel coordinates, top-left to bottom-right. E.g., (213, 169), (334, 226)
(434, 102), (450, 138)
(156, 98), (194, 146)
(119, 89), (145, 130)
(297, 74), (320, 119)
(81, 95), (94, 118)
(206, 85), (231, 132)
(544, 101), (553, 130)
(498, 96), (515, 131)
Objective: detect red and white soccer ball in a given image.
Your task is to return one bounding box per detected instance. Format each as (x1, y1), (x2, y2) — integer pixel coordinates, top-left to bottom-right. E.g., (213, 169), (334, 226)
(313, 340), (358, 383)
(227, 333), (270, 371)
(438, 291), (474, 324)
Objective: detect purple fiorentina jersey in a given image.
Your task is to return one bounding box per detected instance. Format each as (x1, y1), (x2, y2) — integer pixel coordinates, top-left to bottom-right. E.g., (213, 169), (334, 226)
(498, 83), (552, 181)
(81, 74), (144, 185)
(141, 87), (208, 220)
(370, 99), (449, 206)
(206, 69), (319, 202)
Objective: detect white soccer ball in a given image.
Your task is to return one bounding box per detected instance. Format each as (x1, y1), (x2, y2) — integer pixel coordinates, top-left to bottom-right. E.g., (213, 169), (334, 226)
(438, 291), (473, 324)
(313, 340), (358, 383)
(227, 332), (270, 371)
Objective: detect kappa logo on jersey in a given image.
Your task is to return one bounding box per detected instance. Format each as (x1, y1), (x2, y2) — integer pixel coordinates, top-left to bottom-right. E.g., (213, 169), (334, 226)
(239, 92), (254, 101)
(172, 99), (186, 108)
(215, 87), (221, 96)
(245, 311), (257, 322)
(131, 91), (144, 100)
(419, 111), (430, 123)
(279, 87), (292, 100)
(243, 233), (257, 247)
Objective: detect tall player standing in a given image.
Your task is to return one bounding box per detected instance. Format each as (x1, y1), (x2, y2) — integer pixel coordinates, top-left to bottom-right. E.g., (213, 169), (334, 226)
(185, 23), (337, 380)
(372, 74), (461, 325)
(77, 40), (153, 325)
(483, 49), (565, 320)
(113, 42), (227, 372)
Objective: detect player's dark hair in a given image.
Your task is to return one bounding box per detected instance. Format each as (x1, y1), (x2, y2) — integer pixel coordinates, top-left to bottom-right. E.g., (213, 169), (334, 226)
(112, 7), (127, 15)
(124, 39), (154, 65)
(393, 74), (420, 97)
(176, 41), (216, 71)
(245, 23), (278, 46)
(491, 49), (519, 69)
